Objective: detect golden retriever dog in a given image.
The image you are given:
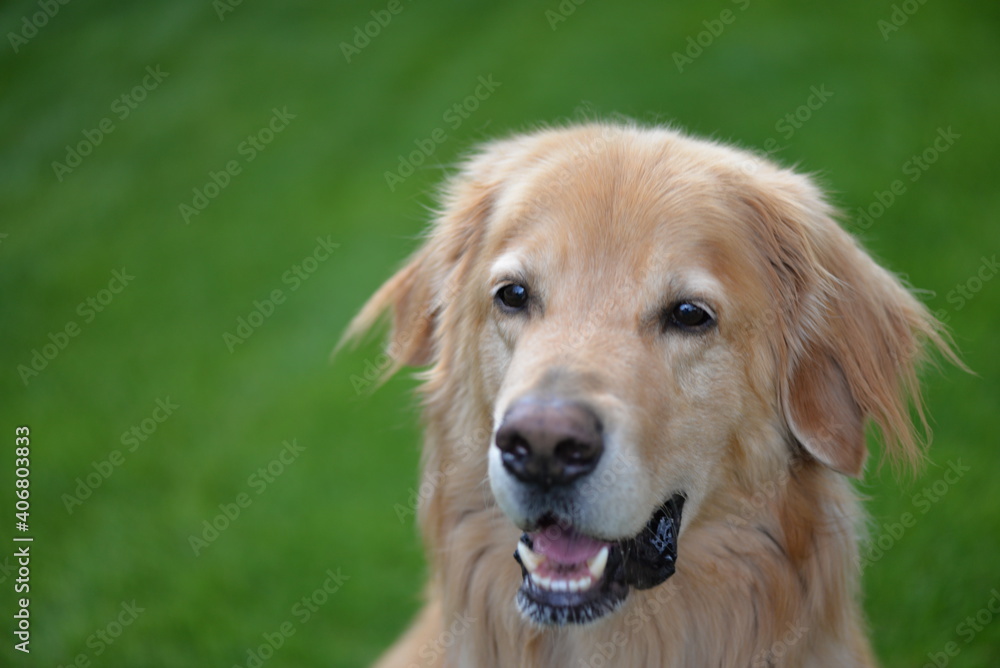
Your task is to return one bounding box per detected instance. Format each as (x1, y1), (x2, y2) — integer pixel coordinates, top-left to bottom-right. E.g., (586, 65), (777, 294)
(343, 122), (957, 666)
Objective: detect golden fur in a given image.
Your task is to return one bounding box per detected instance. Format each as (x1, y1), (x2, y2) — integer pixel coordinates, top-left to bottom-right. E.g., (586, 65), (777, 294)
(343, 123), (957, 667)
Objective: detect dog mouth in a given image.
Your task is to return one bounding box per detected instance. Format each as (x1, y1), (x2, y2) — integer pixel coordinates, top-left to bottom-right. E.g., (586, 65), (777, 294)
(512, 494), (684, 625)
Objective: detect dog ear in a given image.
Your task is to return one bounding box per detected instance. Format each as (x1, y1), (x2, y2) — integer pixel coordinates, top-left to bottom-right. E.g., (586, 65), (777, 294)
(337, 167), (496, 378)
(742, 172), (961, 477)
(339, 243), (438, 370)
(783, 341), (866, 476)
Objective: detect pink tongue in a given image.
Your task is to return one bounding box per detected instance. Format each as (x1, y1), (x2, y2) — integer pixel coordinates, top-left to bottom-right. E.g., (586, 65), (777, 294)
(530, 525), (610, 565)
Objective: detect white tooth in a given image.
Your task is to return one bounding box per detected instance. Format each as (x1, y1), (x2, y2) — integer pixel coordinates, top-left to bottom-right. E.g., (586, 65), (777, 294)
(537, 575), (552, 590)
(579, 575), (593, 590)
(568, 579), (580, 593)
(517, 541), (545, 573)
(587, 546), (609, 580)
(551, 579), (568, 592)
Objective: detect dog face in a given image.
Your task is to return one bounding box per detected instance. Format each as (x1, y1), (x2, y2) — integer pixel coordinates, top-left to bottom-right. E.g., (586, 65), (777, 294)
(479, 148), (786, 622)
(345, 123), (950, 628)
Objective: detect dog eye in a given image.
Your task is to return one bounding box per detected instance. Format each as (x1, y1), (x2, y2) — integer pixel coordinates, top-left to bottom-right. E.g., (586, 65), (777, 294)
(664, 301), (714, 331)
(496, 284), (529, 311)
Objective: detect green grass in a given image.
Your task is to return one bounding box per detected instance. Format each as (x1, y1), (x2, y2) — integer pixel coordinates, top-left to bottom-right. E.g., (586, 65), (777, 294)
(1, 1), (998, 666)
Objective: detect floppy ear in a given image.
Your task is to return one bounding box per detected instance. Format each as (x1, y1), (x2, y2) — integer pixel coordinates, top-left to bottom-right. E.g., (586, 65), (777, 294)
(744, 173), (960, 477)
(784, 342), (865, 476)
(339, 243), (438, 370)
(336, 165), (497, 378)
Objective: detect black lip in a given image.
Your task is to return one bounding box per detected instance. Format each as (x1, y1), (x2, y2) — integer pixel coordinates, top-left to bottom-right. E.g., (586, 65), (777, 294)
(513, 494), (685, 625)
(616, 494), (684, 589)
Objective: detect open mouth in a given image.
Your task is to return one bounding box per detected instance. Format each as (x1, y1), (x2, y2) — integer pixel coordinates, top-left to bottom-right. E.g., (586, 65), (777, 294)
(513, 495), (685, 625)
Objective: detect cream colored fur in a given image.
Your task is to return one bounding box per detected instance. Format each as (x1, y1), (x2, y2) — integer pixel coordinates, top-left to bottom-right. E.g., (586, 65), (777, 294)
(343, 123), (957, 667)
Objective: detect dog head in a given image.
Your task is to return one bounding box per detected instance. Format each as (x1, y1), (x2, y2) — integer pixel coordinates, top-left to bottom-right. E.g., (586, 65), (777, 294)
(344, 123), (954, 626)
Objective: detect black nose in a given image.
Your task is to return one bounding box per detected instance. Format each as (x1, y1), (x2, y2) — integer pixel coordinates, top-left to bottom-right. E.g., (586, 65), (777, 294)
(494, 398), (603, 489)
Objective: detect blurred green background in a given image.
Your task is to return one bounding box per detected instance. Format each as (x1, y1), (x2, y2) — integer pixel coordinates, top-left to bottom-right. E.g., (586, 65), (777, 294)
(1, 1), (998, 666)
